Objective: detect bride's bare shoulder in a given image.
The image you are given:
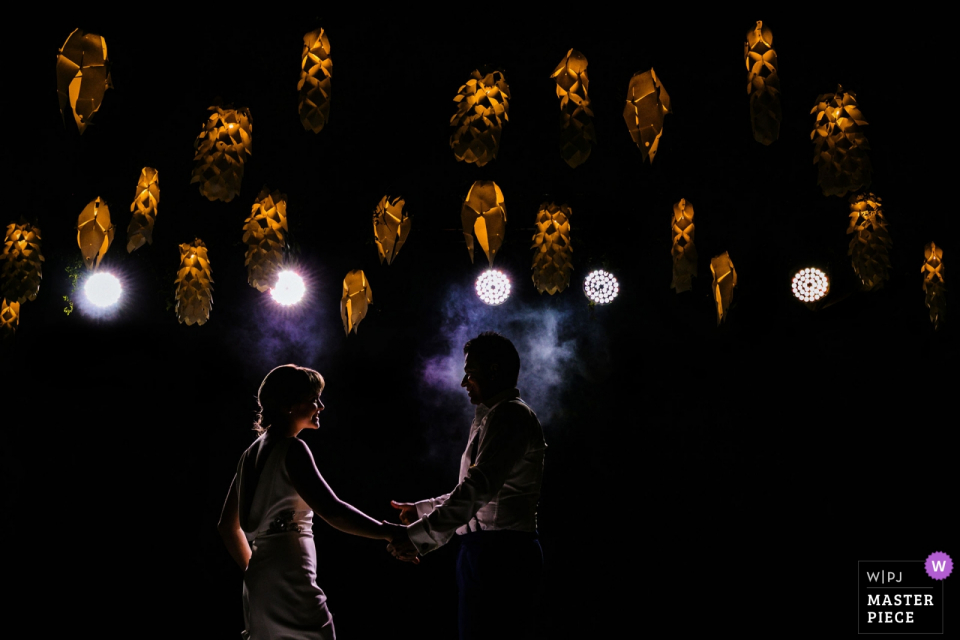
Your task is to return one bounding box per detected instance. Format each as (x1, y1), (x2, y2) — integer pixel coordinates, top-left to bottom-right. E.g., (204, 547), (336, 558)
(285, 436), (312, 458)
(284, 437), (317, 472)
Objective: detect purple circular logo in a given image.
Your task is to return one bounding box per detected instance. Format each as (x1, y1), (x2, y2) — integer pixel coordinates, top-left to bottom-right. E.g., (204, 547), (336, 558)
(925, 551), (953, 580)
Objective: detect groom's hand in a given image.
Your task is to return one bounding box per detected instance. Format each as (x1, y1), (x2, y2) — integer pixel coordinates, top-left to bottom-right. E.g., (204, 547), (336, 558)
(390, 500), (419, 525)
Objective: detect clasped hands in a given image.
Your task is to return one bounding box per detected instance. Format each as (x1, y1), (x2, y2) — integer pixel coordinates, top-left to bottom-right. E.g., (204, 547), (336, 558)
(382, 500), (420, 564)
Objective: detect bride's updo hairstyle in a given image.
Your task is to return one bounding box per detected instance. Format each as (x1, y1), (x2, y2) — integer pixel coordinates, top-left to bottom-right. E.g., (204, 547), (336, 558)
(254, 364), (325, 435)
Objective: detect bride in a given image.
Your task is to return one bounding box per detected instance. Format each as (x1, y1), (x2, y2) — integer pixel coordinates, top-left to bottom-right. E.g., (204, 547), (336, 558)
(218, 364), (408, 639)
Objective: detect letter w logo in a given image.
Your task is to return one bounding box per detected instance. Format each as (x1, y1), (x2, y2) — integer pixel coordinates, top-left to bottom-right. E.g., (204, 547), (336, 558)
(932, 560), (947, 572)
(867, 572), (881, 582)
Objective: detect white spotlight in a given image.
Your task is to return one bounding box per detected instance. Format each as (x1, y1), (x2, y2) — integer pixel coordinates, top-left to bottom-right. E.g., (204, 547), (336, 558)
(84, 272), (122, 308)
(476, 270), (511, 305)
(584, 270), (619, 304)
(792, 267), (829, 303)
(270, 270), (306, 306)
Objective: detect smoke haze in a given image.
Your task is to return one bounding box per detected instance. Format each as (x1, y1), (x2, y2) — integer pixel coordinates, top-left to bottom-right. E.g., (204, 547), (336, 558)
(418, 282), (609, 464)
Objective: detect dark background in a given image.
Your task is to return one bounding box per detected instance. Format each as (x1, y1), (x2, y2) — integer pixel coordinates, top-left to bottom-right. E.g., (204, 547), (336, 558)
(3, 12), (951, 638)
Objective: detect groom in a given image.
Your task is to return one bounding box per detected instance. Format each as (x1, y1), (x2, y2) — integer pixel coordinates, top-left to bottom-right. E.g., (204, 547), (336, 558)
(389, 331), (546, 640)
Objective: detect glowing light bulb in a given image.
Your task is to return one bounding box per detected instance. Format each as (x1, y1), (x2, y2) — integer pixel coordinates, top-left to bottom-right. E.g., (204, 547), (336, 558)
(84, 272), (122, 308)
(792, 267), (829, 303)
(583, 270), (619, 304)
(270, 270), (306, 306)
(476, 270), (511, 305)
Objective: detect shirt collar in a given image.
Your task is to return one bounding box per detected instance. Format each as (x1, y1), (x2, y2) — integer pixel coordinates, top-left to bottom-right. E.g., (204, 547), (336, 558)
(479, 388), (520, 409)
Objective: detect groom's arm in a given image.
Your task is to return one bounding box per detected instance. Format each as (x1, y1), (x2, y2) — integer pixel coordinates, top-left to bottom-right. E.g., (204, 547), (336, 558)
(407, 404), (531, 554)
(413, 493), (452, 519)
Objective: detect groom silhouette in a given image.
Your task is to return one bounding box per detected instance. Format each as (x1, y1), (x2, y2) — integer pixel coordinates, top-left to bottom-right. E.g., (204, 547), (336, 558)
(389, 331), (546, 640)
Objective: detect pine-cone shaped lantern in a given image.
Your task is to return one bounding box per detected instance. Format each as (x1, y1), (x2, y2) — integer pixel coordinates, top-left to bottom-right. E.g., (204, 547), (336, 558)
(77, 197), (114, 270)
(341, 270), (372, 336)
(56, 29), (112, 134)
(1, 298), (19, 340)
(811, 85), (872, 197)
(175, 239), (214, 326)
(242, 187), (288, 292)
(450, 67), (511, 167)
(2, 220), (44, 303)
(623, 68), (671, 164)
(531, 203), (573, 295)
(710, 252), (737, 325)
(190, 106), (253, 202)
(373, 196), (411, 265)
(744, 21), (781, 145)
(847, 193), (891, 291)
(461, 181), (507, 267)
(551, 49), (596, 168)
(671, 199), (697, 293)
(921, 242), (946, 330)
(128, 167), (160, 253)
(298, 27), (332, 133)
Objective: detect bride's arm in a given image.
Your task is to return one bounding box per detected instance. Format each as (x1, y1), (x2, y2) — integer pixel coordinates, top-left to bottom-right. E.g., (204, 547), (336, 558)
(218, 474), (252, 569)
(286, 438), (392, 541)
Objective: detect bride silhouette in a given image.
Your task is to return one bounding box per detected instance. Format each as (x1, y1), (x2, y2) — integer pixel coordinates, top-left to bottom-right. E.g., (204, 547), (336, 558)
(218, 364), (406, 639)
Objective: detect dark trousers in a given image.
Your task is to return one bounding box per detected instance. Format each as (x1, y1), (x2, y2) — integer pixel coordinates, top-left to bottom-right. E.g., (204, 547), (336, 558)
(456, 529), (543, 640)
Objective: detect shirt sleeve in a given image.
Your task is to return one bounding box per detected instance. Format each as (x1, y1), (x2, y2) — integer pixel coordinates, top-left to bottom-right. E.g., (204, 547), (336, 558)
(407, 403), (532, 554)
(414, 494), (451, 519)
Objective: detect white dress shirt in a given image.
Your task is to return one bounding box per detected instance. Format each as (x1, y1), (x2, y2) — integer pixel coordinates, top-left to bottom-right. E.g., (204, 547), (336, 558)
(407, 388), (546, 555)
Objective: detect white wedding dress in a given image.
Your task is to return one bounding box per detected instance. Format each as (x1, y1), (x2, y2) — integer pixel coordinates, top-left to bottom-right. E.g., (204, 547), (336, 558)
(237, 436), (335, 640)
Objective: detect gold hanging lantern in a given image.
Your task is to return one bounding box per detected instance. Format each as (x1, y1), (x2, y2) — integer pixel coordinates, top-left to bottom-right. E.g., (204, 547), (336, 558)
(190, 106), (253, 202)
(1, 298), (19, 340)
(744, 21), (781, 145)
(450, 67), (511, 166)
(298, 27), (333, 133)
(2, 220), (44, 303)
(56, 29), (112, 134)
(77, 197), (114, 270)
(341, 270), (372, 335)
(242, 187), (288, 292)
(847, 193), (891, 291)
(127, 167), (160, 253)
(461, 181), (507, 267)
(372, 196), (411, 265)
(551, 49), (596, 168)
(623, 68), (671, 164)
(811, 85), (872, 197)
(670, 199), (697, 293)
(531, 203), (573, 295)
(921, 243), (946, 330)
(175, 239), (214, 326)
(710, 252), (737, 325)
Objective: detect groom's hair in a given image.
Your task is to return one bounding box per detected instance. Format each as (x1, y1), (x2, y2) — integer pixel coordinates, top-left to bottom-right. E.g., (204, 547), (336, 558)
(254, 364), (325, 435)
(463, 331), (520, 387)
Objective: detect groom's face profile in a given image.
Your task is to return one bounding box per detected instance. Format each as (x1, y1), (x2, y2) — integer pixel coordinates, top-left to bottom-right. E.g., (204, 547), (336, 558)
(461, 353), (494, 405)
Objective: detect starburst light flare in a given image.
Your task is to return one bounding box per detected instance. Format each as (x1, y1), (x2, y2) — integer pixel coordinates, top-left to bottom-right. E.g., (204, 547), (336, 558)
(583, 270), (619, 304)
(84, 272), (121, 308)
(271, 270), (306, 306)
(476, 270), (511, 305)
(792, 268), (829, 303)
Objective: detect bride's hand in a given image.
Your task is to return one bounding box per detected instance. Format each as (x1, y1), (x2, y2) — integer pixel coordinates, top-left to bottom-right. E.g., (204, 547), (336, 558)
(382, 521), (420, 564)
(380, 521), (404, 541)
